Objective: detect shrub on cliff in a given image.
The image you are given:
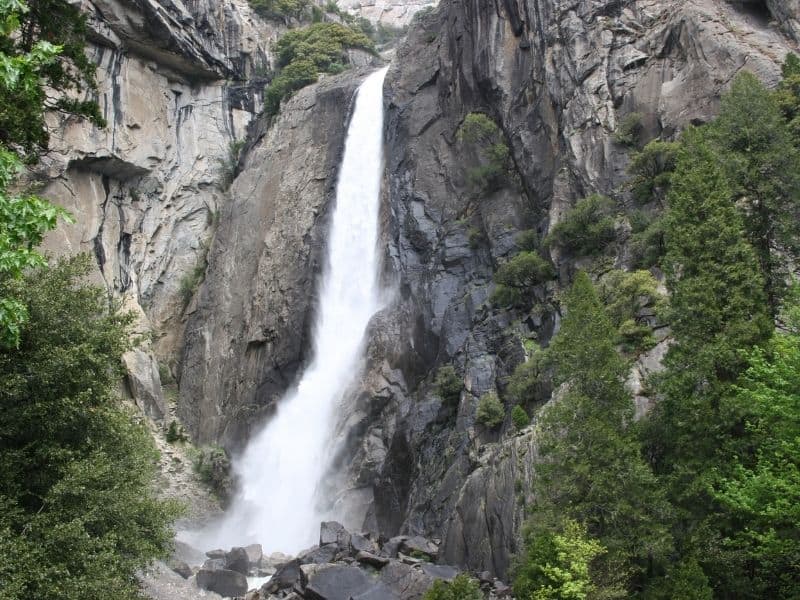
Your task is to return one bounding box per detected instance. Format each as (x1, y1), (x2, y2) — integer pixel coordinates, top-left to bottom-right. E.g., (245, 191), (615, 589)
(476, 391), (504, 429)
(458, 112), (515, 194)
(265, 23), (376, 117)
(546, 194), (618, 256)
(491, 252), (555, 308)
(434, 365), (462, 407)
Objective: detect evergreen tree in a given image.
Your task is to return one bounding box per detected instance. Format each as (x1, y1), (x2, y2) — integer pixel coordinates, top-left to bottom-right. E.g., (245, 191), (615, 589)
(711, 71), (800, 314)
(523, 273), (671, 594)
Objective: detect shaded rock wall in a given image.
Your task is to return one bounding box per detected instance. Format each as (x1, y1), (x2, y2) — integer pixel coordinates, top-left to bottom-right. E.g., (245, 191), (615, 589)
(331, 0), (800, 579)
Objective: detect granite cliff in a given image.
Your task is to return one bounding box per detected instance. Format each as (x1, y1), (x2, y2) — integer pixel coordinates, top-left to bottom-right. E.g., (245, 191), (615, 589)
(41, 0), (800, 584)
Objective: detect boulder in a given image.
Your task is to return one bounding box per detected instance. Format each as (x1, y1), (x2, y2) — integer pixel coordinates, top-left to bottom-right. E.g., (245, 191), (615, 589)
(166, 558), (192, 579)
(352, 582), (400, 600)
(196, 567), (248, 597)
(202, 558), (226, 571)
(320, 521), (351, 549)
(400, 536), (438, 560)
(380, 562), (436, 600)
(299, 544), (339, 564)
(356, 551), (390, 568)
(205, 549), (227, 559)
(420, 564), (459, 581)
(304, 565), (377, 600)
(381, 536), (408, 558)
(351, 533), (380, 555)
(226, 546), (250, 575)
(262, 558), (302, 594)
(245, 543), (263, 566)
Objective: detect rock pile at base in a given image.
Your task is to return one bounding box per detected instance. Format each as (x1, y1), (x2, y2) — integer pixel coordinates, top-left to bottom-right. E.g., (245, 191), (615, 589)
(185, 521), (512, 599)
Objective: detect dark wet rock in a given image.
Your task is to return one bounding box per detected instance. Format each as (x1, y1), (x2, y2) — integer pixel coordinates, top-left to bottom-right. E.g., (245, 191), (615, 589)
(262, 558), (303, 594)
(382, 536), (408, 559)
(205, 549), (227, 560)
(201, 558), (226, 571)
(196, 567), (248, 597)
(225, 546), (250, 575)
(379, 562), (436, 600)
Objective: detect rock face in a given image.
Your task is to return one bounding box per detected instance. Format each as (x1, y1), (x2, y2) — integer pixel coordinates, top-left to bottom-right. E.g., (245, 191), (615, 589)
(40, 0), (280, 415)
(325, 0), (800, 580)
(337, 0), (437, 27)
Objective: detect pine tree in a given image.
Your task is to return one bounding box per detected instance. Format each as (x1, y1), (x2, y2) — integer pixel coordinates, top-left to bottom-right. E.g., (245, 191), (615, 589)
(523, 273), (671, 594)
(711, 72), (800, 315)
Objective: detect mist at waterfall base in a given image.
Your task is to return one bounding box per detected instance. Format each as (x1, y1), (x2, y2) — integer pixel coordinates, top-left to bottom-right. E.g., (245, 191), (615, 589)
(181, 67), (389, 556)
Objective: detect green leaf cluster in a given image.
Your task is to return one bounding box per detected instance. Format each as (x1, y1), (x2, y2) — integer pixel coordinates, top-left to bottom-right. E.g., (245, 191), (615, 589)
(265, 23), (376, 117)
(0, 257), (180, 599)
(491, 251), (555, 309)
(457, 112), (515, 194)
(476, 391), (504, 429)
(434, 364), (462, 407)
(546, 194), (618, 256)
(423, 574), (483, 600)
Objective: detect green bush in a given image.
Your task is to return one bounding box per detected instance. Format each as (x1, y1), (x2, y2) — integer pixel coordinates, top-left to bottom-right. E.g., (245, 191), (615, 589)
(476, 392), (505, 429)
(458, 112), (514, 193)
(193, 446), (232, 500)
(491, 251), (555, 308)
(614, 112), (644, 147)
(627, 140), (679, 205)
(598, 269), (663, 353)
(516, 229), (539, 251)
(423, 574), (483, 600)
(249, 0), (310, 20)
(165, 420), (187, 443)
(546, 194), (618, 256)
(511, 404), (530, 429)
(179, 246), (209, 308)
(264, 23), (376, 117)
(506, 353), (546, 406)
(434, 365), (462, 407)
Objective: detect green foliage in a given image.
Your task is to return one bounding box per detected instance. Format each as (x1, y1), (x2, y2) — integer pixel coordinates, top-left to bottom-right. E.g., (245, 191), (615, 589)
(423, 574), (483, 600)
(491, 252), (555, 308)
(709, 71), (800, 315)
(0, 0), (104, 158)
(506, 351), (547, 406)
(179, 245), (209, 308)
(510, 404), (530, 429)
(458, 112), (514, 193)
(248, 0), (310, 21)
(710, 306), (800, 597)
(531, 273), (671, 592)
(627, 141), (679, 206)
(598, 269), (662, 353)
(219, 139), (246, 188)
(513, 518), (607, 600)
(165, 420), (187, 443)
(516, 229), (539, 251)
(614, 112), (644, 148)
(476, 391), (504, 429)
(193, 445), (231, 500)
(264, 23), (375, 116)
(643, 559), (712, 600)
(434, 364), (462, 407)
(0, 148), (73, 347)
(547, 195), (617, 256)
(0, 256), (179, 599)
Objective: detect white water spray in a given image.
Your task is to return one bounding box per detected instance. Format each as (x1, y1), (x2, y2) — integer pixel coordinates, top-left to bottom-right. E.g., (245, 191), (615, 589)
(187, 67), (389, 555)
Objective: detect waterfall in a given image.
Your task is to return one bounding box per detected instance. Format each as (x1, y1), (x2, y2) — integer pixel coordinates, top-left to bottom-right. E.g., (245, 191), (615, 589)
(186, 67), (389, 555)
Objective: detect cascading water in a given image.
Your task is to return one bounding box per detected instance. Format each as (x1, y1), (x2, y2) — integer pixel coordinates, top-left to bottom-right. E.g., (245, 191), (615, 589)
(186, 66), (389, 555)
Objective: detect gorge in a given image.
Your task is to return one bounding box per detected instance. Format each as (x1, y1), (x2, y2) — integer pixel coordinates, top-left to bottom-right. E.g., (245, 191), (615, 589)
(3, 0), (800, 598)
